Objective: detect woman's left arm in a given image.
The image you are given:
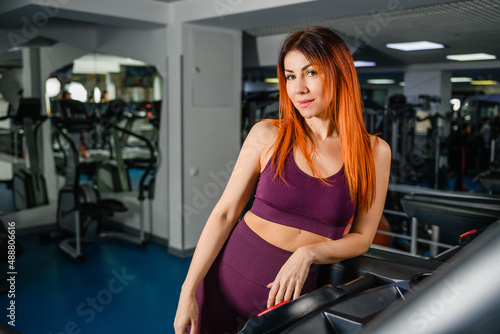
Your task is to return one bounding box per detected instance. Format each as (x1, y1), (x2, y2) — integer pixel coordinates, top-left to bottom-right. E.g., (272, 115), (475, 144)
(267, 138), (392, 307)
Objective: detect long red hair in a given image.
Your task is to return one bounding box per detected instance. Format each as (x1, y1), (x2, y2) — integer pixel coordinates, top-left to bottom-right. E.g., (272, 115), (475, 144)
(267, 26), (377, 212)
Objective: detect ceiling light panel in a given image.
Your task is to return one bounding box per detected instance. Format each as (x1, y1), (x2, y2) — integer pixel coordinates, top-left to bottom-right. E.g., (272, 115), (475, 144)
(367, 79), (395, 85)
(450, 77), (473, 82)
(446, 53), (497, 61)
(354, 61), (376, 67)
(470, 80), (498, 85)
(386, 41), (445, 51)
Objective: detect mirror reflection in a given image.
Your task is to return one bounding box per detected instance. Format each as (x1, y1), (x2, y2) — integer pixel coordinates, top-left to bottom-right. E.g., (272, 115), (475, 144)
(47, 53), (161, 195)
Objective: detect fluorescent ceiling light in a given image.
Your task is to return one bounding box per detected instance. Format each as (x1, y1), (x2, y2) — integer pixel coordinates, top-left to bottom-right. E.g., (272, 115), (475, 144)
(450, 98), (461, 111)
(470, 80), (498, 86)
(367, 79), (395, 85)
(93, 87), (102, 103)
(386, 41), (444, 51)
(446, 53), (497, 61)
(265, 78), (279, 84)
(73, 59), (121, 74)
(66, 82), (87, 102)
(45, 78), (61, 98)
(354, 61), (376, 67)
(450, 77), (473, 83)
(72, 53), (148, 74)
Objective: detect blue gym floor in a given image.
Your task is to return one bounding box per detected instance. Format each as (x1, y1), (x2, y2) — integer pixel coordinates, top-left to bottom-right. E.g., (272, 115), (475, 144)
(0, 233), (191, 334)
(0, 170), (191, 334)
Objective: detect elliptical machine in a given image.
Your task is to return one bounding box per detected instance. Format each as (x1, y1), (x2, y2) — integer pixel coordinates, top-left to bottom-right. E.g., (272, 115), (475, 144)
(96, 100), (157, 242)
(52, 99), (147, 263)
(0, 98), (49, 211)
(95, 100), (132, 193)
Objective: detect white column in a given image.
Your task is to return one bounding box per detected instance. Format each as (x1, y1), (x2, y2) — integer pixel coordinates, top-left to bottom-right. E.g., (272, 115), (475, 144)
(166, 22), (185, 256)
(167, 23), (242, 257)
(22, 48), (42, 98)
(404, 69), (452, 115)
(403, 69), (452, 249)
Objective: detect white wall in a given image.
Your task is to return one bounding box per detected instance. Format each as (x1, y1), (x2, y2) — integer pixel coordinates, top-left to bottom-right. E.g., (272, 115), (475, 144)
(404, 70), (452, 114)
(166, 22), (184, 253)
(248, 32), (361, 68)
(167, 24), (242, 256)
(0, 68), (23, 107)
(255, 34), (288, 67)
(96, 27), (167, 68)
(36, 27), (169, 240)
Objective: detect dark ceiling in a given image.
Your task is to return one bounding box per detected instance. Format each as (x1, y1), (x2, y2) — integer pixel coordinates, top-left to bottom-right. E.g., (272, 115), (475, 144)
(0, 0), (499, 84)
(192, 0), (500, 84)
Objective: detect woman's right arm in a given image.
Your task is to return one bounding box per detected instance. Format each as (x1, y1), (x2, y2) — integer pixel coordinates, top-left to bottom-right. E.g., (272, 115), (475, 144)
(173, 121), (277, 334)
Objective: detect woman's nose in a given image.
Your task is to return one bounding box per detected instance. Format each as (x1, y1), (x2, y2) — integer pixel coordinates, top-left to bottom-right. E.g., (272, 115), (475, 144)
(294, 77), (308, 94)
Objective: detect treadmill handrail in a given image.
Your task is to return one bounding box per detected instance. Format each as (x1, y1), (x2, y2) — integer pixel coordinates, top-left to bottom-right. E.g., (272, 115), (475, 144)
(410, 194), (500, 209)
(400, 199), (500, 221)
(389, 183), (500, 200)
(114, 125), (156, 201)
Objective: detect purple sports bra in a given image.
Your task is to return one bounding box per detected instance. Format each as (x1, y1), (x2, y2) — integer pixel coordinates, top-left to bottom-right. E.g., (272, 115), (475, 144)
(250, 149), (357, 240)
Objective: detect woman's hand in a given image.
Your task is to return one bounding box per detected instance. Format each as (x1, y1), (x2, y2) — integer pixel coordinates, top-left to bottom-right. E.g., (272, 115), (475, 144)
(173, 292), (199, 334)
(266, 247), (314, 308)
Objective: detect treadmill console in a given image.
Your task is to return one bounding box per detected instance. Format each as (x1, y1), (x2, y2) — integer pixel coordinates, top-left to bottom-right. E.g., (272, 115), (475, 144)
(12, 98), (44, 126)
(54, 99), (94, 131)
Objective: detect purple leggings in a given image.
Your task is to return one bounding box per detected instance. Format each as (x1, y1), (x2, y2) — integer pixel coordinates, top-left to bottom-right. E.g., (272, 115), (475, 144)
(195, 219), (319, 334)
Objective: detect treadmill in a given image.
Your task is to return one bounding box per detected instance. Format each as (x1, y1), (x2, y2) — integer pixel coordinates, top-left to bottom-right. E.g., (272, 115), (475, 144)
(479, 171), (500, 194)
(238, 188), (500, 333)
(239, 221), (500, 334)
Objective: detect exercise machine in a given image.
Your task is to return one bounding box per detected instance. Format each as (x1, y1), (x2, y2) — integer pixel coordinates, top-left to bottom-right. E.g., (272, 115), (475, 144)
(400, 192), (500, 236)
(361, 220), (500, 334)
(0, 100), (58, 235)
(96, 100), (132, 193)
(0, 98), (49, 210)
(96, 100), (157, 194)
(95, 100), (157, 241)
(240, 218), (500, 334)
(479, 171), (500, 194)
(52, 99), (147, 263)
(238, 188), (500, 333)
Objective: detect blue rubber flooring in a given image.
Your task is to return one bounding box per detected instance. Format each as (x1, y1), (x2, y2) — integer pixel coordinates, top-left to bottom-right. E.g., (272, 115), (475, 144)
(0, 233), (191, 334)
(0, 183), (14, 213)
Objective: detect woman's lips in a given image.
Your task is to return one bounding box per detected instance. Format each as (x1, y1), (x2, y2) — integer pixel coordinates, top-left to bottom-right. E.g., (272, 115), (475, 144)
(297, 99), (314, 108)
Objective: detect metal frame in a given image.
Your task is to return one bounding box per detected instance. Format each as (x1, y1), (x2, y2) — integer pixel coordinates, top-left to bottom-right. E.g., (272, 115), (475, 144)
(377, 184), (457, 257)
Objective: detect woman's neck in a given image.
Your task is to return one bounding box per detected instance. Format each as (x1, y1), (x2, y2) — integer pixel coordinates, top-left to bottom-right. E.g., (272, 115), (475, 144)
(304, 117), (337, 142)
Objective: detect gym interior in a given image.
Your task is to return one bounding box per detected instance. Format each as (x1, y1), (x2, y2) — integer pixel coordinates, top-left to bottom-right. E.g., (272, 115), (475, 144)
(0, 0), (499, 333)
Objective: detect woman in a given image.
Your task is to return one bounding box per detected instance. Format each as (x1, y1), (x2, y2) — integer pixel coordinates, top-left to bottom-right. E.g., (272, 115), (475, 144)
(174, 26), (391, 334)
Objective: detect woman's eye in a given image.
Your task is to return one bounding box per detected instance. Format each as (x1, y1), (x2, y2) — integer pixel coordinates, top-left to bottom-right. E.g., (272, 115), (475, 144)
(286, 75), (295, 80)
(306, 70), (317, 77)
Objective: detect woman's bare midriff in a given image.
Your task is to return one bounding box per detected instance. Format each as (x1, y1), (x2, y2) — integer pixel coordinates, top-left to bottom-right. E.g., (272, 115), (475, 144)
(243, 211), (332, 252)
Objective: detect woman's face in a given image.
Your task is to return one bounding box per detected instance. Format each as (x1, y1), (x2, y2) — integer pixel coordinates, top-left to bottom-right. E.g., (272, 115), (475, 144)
(284, 51), (329, 120)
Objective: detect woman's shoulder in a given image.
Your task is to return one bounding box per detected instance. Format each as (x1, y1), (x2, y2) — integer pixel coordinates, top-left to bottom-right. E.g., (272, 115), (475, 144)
(370, 136), (391, 162)
(244, 121), (279, 169)
(245, 120), (279, 148)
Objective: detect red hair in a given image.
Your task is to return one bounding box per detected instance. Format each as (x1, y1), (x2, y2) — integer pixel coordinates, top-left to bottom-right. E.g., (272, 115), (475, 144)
(267, 26), (377, 212)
